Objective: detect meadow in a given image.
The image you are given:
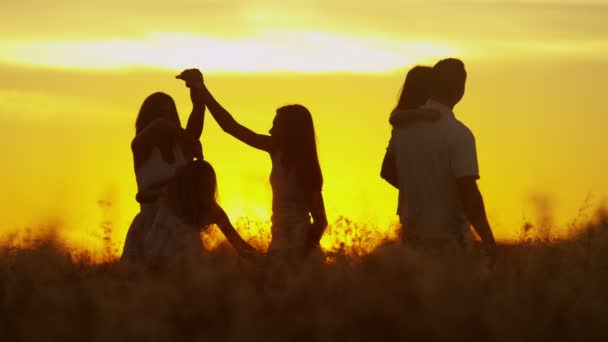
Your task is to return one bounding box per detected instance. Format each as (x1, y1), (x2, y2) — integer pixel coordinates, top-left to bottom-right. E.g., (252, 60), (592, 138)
(1, 207), (608, 342)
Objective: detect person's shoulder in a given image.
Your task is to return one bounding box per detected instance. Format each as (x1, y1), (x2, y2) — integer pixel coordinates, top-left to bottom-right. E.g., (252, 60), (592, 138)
(389, 108), (403, 120)
(446, 117), (475, 143)
(448, 116), (474, 135)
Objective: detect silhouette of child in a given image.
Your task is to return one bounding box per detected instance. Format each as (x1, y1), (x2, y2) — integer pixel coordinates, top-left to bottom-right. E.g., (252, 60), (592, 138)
(143, 160), (262, 265)
(190, 68), (329, 264)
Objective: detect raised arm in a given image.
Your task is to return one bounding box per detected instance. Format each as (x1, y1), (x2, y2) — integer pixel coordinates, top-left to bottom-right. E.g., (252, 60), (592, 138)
(182, 87), (205, 160)
(200, 83), (273, 152)
(306, 191), (328, 252)
(185, 86), (206, 140)
(176, 69), (206, 139)
(174, 69), (206, 160)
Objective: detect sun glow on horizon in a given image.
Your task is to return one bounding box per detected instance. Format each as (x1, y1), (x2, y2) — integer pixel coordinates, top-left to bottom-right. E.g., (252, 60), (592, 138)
(1, 31), (461, 73)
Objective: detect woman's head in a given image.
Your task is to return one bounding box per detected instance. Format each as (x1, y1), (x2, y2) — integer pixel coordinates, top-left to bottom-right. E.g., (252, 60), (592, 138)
(270, 104), (323, 194)
(395, 66), (434, 111)
(136, 92), (181, 134)
(166, 160), (218, 226)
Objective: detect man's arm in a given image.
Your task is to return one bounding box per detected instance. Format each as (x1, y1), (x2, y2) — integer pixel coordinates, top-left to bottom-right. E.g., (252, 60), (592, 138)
(456, 177), (495, 245)
(449, 125), (493, 245)
(380, 151), (399, 189)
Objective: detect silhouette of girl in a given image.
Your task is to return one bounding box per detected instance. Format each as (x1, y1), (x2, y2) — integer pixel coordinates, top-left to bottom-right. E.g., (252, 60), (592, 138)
(121, 75), (205, 262)
(181, 69), (327, 263)
(390, 65), (440, 125)
(144, 160), (261, 265)
(381, 65), (440, 187)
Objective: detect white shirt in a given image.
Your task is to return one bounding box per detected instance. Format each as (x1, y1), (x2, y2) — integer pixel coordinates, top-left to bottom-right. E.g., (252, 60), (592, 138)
(135, 144), (187, 191)
(387, 100), (479, 239)
(143, 203), (205, 262)
(269, 152), (311, 227)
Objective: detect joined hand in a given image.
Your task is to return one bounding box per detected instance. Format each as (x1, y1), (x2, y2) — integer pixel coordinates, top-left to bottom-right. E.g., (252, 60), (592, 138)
(176, 68), (204, 89)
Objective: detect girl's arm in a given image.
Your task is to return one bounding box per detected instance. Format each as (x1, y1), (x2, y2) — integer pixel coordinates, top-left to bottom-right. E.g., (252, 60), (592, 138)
(177, 69), (206, 160)
(389, 108), (440, 127)
(179, 69), (206, 140)
(213, 206), (262, 261)
(200, 83), (273, 152)
(306, 191), (328, 250)
(185, 86), (206, 143)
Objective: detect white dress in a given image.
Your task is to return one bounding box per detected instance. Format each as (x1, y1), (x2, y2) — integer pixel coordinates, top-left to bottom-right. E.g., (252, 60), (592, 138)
(121, 145), (187, 263)
(267, 153), (315, 260)
(142, 202), (207, 264)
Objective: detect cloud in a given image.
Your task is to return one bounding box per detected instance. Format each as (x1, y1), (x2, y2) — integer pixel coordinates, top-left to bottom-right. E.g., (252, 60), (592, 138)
(2, 0), (606, 41)
(0, 31), (460, 73)
(1, 0), (606, 72)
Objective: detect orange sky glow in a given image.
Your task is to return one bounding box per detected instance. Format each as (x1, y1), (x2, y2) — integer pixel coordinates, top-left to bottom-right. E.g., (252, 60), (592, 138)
(1, 0), (607, 257)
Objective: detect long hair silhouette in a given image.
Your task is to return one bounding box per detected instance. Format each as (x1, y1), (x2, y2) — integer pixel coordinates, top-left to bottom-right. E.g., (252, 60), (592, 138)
(166, 160), (218, 226)
(395, 66), (434, 111)
(136, 92), (181, 134)
(199, 77), (328, 259)
(273, 104), (323, 196)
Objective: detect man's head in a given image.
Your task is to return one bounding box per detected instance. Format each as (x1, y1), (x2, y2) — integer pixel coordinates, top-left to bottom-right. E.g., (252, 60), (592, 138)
(431, 58), (467, 109)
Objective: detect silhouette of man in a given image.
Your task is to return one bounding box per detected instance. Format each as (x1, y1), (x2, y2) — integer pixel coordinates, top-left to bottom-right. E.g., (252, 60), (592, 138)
(383, 58), (495, 251)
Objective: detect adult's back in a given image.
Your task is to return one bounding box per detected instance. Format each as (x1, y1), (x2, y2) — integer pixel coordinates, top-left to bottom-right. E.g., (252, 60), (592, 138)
(385, 58), (495, 251)
(388, 100), (477, 240)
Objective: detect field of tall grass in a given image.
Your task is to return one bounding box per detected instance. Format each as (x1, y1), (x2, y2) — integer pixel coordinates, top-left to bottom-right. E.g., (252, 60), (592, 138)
(1, 208), (608, 341)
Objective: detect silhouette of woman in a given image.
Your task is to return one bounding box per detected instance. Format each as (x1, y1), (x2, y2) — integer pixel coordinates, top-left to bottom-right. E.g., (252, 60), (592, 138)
(190, 69), (327, 263)
(121, 75), (205, 263)
(144, 160), (262, 265)
(381, 65), (440, 188)
(390, 65), (440, 125)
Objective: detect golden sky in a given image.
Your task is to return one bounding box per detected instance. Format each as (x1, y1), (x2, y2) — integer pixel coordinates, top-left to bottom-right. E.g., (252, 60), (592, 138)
(1, 0), (607, 252)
